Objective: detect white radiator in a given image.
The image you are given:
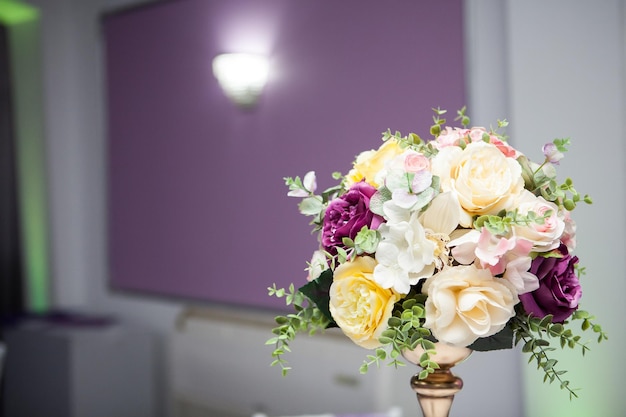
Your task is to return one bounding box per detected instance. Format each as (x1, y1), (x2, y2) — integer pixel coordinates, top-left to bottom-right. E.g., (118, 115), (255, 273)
(169, 307), (411, 417)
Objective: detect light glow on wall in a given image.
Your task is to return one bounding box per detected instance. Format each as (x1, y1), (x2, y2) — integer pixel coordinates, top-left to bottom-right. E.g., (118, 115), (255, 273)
(0, 0), (39, 25)
(1, 1), (50, 312)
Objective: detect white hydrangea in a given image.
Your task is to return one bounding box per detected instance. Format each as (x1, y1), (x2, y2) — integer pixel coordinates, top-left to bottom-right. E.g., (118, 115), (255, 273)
(373, 210), (436, 294)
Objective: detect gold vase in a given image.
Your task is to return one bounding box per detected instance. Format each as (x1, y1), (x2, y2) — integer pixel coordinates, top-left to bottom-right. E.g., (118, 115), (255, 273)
(402, 342), (472, 417)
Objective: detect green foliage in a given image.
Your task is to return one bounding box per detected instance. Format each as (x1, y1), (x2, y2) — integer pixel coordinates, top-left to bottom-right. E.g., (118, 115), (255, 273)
(381, 127), (438, 158)
(359, 294), (439, 379)
(553, 137), (571, 153)
(571, 310), (608, 343)
(428, 107), (448, 138)
(473, 209), (553, 236)
(284, 174), (344, 231)
(511, 309), (608, 400)
(343, 226), (381, 256)
(266, 283), (331, 375)
(284, 175), (311, 196)
(517, 139), (592, 212)
(298, 196), (324, 217)
(468, 324), (514, 351)
(298, 270), (337, 326)
(454, 106), (470, 127)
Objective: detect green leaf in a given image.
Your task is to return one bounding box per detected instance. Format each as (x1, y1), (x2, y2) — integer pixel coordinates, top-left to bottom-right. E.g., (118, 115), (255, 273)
(522, 340), (534, 353)
(298, 196), (324, 216)
(388, 317), (402, 328)
(469, 324), (514, 351)
(298, 270), (337, 328)
(421, 339), (436, 351)
(546, 359), (558, 370)
(379, 336), (393, 345)
(381, 329), (397, 338)
(369, 187), (392, 217)
(550, 323), (564, 335)
(539, 315), (554, 329)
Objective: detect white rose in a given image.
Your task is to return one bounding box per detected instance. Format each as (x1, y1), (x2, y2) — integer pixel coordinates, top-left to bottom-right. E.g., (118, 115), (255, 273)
(512, 190), (565, 252)
(423, 265), (518, 347)
(329, 256), (401, 349)
(432, 141), (524, 227)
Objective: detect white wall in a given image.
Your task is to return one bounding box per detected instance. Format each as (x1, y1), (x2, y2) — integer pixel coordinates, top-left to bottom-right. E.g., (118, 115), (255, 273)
(505, 1), (625, 416)
(23, 0), (625, 416)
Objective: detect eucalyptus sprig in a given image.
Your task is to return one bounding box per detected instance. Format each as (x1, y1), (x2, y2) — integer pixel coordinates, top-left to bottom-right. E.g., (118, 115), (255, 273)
(517, 137), (592, 211)
(473, 209), (553, 236)
(536, 175), (592, 212)
(454, 106), (470, 127)
(430, 107), (447, 137)
(266, 284), (330, 376)
(360, 295), (439, 379)
(382, 128), (408, 144)
(512, 310), (607, 399)
(571, 310), (608, 344)
(284, 173), (345, 230)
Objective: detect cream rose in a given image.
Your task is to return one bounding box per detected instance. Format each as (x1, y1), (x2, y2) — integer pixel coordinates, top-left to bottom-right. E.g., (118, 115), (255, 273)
(512, 190), (565, 252)
(432, 141), (524, 227)
(346, 140), (404, 188)
(423, 265), (519, 347)
(329, 256), (401, 349)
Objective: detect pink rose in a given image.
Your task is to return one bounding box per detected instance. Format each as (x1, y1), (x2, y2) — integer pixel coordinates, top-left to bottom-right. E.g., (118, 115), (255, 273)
(433, 127), (467, 149)
(404, 153), (430, 173)
(490, 137), (519, 158)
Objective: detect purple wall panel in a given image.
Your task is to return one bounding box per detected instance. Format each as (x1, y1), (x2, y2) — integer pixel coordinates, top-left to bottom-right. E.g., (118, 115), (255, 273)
(104, 0), (466, 310)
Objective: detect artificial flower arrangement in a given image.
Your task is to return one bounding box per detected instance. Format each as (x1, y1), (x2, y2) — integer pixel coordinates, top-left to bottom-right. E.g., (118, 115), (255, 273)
(267, 108), (606, 398)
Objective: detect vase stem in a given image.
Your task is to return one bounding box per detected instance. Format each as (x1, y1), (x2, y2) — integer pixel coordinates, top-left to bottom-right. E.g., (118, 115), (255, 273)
(410, 366), (463, 417)
(403, 342), (471, 417)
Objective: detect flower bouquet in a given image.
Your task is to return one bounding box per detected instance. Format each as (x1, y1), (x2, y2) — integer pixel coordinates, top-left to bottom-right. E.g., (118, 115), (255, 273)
(267, 108), (606, 399)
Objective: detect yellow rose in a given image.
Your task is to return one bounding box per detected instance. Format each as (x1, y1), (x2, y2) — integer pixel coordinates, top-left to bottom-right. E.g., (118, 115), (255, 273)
(345, 140), (404, 188)
(423, 265), (518, 347)
(329, 256), (401, 349)
(432, 141), (524, 227)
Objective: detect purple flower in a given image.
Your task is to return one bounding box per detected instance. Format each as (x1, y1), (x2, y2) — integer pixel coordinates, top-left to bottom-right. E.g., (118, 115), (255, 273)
(321, 181), (383, 254)
(519, 244), (582, 323)
(542, 142), (564, 164)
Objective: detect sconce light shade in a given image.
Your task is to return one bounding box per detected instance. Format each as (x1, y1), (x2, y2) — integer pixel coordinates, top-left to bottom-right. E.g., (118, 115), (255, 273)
(212, 53), (269, 108)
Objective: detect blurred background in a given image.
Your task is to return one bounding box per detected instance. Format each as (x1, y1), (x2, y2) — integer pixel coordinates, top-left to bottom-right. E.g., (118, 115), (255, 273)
(0, 0), (624, 416)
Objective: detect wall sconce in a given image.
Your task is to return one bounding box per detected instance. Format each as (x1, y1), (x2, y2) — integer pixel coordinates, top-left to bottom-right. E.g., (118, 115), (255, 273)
(212, 53), (269, 108)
